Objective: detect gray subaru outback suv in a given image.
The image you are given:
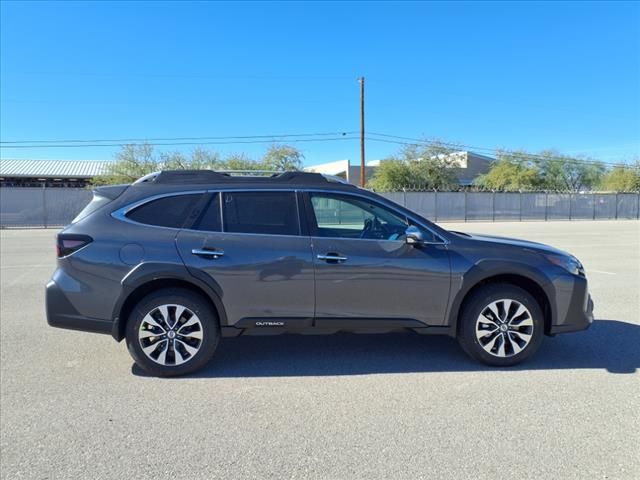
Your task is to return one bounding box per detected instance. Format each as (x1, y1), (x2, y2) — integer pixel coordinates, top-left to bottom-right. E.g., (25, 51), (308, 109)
(46, 170), (593, 376)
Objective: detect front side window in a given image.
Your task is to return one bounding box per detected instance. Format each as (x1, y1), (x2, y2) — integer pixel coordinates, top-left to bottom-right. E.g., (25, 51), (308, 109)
(222, 191), (299, 235)
(309, 193), (409, 240)
(126, 194), (202, 228)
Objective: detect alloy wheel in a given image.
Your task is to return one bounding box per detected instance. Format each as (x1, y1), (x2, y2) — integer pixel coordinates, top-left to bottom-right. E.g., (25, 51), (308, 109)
(475, 299), (534, 358)
(138, 304), (204, 366)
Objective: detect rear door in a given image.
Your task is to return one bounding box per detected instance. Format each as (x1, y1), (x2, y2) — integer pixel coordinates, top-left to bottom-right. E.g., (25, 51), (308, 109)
(176, 190), (315, 328)
(304, 191), (451, 327)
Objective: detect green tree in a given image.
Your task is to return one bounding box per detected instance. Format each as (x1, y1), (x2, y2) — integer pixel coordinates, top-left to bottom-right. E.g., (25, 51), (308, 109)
(475, 150), (608, 192)
(534, 151), (605, 191)
(91, 144), (305, 185)
(190, 148), (224, 170)
(261, 145), (304, 171)
(222, 153), (261, 171)
(367, 140), (459, 191)
(91, 144), (158, 185)
(474, 151), (541, 191)
(598, 163), (640, 192)
(365, 159), (415, 191)
(159, 151), (190, 170)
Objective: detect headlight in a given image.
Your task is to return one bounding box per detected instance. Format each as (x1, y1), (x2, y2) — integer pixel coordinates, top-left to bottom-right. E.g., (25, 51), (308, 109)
(543, 253), (585, 276)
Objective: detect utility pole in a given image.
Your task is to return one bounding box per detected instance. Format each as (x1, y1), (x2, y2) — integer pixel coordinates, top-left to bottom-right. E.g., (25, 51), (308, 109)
(359, 76), (365, 187)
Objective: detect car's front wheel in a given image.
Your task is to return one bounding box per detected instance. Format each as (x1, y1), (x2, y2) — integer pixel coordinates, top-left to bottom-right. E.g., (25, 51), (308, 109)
(457, 283), (544, 366)
(125, 288), (220, 376)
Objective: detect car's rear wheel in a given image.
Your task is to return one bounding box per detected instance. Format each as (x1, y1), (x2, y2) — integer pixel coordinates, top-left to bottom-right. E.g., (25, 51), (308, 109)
(457, 283), (544, 366)
(125, 288), (219, 376)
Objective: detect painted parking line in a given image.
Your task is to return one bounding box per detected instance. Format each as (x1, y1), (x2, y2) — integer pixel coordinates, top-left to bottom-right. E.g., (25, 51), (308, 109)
(0, 264), (52, 269)
(588, 269), (617, 275)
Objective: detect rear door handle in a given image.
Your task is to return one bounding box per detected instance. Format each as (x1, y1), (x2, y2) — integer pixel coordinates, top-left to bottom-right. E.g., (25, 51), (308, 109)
(192, 248), (224, 259)
(317, 253), (348, 263)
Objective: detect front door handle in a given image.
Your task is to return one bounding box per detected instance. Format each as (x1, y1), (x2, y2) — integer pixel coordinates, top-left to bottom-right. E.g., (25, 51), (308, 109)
(192, 248), (224, 259)
(317, 253), (348, 263)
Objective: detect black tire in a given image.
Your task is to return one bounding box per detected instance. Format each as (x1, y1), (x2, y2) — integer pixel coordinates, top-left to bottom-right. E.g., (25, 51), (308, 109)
(457, 283), (544, 366)
(125, 288), (220, 377)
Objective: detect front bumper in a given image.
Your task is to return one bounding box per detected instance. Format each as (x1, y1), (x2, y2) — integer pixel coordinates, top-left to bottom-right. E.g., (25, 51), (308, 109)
(46, 279), (113, 335)
(548, 274), (594, 335)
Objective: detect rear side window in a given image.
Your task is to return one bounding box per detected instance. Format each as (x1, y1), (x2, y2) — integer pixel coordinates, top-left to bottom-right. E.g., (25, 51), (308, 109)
(222, 191), (299, 235)
(126, 194), (202, 228)
(194, 193), (222, 232)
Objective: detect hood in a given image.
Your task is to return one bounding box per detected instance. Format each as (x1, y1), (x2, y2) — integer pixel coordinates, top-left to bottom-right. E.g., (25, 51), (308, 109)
(450, 231), (568, 256)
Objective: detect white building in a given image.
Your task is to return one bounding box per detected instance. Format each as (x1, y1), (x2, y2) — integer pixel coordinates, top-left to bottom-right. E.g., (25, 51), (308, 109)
(304, 151), (494, 186)
(303, 159), (378, 186)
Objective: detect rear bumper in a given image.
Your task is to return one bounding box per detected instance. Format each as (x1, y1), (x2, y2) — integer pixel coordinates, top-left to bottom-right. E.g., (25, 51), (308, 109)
(46, 279), (113, 335)
(548, 274), (594, 335)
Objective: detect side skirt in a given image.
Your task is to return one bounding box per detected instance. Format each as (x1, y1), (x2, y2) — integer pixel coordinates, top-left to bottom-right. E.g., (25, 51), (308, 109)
(220, 324), (454, 337)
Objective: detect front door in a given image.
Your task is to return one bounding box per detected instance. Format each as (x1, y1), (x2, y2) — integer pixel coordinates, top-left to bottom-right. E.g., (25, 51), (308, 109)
(305, 191), (451, 327)
(176, 190), (315, 328)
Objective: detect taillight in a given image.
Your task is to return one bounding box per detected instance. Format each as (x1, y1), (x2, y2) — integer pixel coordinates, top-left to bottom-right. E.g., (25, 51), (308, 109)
(56, 234), (93, 258)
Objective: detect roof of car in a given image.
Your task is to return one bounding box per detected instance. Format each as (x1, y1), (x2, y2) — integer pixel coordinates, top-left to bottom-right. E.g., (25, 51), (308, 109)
(134, 170), (359, 189)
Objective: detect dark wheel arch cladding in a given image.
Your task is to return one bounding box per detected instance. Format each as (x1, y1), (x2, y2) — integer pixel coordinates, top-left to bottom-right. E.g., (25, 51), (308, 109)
(452, 273), (553, 337)
(113, 277), (226, 342)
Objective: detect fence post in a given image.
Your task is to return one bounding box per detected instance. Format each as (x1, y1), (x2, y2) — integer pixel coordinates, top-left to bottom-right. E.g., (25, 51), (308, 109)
(545, 191), (548, 221)
(402, 188), (407, 207)
(42, 184), (47, 228)
(615, 193), (618, 220)
(518, 191), (522, 222)
(569, 193), (573, 221)
(637, 193), (639, 220)
(593, 192), (596, 220)
(492, 191), (495, 222)
(464, 191), (467, 222)
(434, 189), (438, 222)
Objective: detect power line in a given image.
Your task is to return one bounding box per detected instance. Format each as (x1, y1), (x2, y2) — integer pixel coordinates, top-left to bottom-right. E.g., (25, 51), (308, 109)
(0, 131), (357, 145)
(366, 136), (636, 169)
(1, 128), (635, 169)
(368, 132), (505, 154)
(0, 136), (360, 149)
(367, 132), (637, 167)
(366, 133), (637, 169)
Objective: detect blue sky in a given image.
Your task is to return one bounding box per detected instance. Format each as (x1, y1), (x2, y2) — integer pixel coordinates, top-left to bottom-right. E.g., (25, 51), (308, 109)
(1, 1), (639, 166)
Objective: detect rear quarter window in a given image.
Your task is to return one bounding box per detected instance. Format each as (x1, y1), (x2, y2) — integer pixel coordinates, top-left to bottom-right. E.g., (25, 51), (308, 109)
(72, 193), (112, 224)
(126, 194), (202, 228)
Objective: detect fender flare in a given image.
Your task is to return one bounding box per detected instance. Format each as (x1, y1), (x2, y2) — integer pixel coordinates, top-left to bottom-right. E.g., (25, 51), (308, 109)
(446, 260), (557, 337)
(111, 262), (228, 341)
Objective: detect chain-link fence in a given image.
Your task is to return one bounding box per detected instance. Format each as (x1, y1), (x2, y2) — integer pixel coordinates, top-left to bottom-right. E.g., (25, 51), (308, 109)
(0, 187), (93, 228)
(379, 191), (640, 222)
(0, 187), (639, 228)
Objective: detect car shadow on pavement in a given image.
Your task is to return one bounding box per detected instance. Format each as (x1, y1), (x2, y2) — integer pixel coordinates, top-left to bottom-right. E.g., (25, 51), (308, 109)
(132, 319), (640, 378)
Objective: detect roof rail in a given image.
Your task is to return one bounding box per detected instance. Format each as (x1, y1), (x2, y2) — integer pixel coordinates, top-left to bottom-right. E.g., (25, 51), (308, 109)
(320, 174), (351, 185)
(139, 170), (356, 186)
(217, 169), (282, 176)
(133, 171), (161, 184)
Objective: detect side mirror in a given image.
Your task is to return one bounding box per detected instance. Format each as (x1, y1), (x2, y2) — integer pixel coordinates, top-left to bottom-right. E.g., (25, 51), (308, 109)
(405, 225), (425, 245)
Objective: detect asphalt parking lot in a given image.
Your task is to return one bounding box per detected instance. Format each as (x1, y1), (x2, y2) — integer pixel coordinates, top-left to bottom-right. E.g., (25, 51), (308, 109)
(1, 220), (639, 480)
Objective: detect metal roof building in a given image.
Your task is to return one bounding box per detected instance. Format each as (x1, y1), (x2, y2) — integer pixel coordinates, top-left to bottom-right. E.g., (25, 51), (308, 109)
(0, 159), (111, 187)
